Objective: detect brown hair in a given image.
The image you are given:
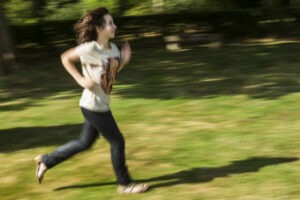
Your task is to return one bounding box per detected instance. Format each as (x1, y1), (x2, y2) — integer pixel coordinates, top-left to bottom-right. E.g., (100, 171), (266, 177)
(74, 7), (109, 44)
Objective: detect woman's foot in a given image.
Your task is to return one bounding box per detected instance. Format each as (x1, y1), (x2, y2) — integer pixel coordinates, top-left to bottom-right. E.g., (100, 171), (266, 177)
(34, 155), (47, 184)
(117, 183), (148, 194)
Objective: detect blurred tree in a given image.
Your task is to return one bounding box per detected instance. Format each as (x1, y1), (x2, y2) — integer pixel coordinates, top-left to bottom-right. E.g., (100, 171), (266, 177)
(118, 0), (128, 14)
(234, 0), (261, 8)
(31, 0), (80, 45)
(56, 0), (80, 8)
(0, 7), (18, 76)
(116, 0), (154, 15)
(4, 0), (33, 24)
(32, 0), (46, 20)
(261, 0), (274, 7)
(290, 0), (300, 6)
(152, 0), (165, 13)
(32, 0), (80, 19)
(275, 0), (290, 7)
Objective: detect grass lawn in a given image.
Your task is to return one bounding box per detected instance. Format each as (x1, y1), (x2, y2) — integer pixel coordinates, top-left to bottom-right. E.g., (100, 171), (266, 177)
(0, 39), (299, 200)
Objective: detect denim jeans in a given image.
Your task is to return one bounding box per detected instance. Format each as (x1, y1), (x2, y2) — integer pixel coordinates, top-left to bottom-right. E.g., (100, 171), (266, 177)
(42, 107), (132, 185)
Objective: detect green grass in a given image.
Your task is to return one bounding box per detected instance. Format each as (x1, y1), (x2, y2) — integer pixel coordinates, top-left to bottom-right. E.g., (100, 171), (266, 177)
(0, 40), (300, 200)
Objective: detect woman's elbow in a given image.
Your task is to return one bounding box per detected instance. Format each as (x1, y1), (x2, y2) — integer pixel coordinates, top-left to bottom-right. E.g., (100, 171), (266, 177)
(60, 52), (68, 63)
(61, 48), (78, 64)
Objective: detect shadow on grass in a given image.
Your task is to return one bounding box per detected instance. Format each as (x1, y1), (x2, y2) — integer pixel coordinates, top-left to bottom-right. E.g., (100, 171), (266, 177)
(0, 58), (81, 112)
(53, 156), (298, 191)
(0, 124), (82, 152)
(115, 42), (300, 100)
(141, 156), (299, 191)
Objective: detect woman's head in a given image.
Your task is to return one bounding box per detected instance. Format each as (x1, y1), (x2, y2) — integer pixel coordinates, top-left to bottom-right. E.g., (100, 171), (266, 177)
(74, 7), (117, 44)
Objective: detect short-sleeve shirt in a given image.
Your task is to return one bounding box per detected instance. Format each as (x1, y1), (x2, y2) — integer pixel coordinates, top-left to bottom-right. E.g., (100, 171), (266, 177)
(75, 41), (121, 112)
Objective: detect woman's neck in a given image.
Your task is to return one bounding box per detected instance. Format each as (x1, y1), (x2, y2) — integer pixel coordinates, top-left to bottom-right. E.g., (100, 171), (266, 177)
(96, 37), (110, 50)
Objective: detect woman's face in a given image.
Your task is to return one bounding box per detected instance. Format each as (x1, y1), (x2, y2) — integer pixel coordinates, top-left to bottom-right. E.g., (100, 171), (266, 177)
(98, 14), (117, 39)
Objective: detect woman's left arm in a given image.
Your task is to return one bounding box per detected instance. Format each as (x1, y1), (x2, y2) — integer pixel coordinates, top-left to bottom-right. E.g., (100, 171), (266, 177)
(118, 41), (131, 72)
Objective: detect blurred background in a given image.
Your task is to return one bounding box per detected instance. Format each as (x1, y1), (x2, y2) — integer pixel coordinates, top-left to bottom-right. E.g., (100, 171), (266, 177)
(0, 1), (300, 200)
(1, 0), (300, 75)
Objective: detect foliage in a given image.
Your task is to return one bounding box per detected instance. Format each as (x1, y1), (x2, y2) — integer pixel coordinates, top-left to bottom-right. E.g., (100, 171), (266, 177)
(4, 0), (34, 24)
(3, 0), (119, 24)
(42, 0), (117, 21)
(3, 0), (298, 25)
(8, 8), (300, 50)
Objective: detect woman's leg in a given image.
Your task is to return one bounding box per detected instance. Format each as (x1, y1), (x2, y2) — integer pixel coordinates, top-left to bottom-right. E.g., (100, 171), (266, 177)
(42, 120), (99, 169)
(81, 108), (132, 185)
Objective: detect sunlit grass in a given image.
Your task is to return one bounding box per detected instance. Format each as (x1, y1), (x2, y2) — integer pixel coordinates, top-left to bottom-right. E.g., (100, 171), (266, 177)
(0, 41), (299, 199)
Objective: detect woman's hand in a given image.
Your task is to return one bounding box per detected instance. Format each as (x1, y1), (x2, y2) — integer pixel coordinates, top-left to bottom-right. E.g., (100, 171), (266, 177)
(121, 41), (131, 64)
(77, 77), (96, 90)
(119, 41), (131, 71)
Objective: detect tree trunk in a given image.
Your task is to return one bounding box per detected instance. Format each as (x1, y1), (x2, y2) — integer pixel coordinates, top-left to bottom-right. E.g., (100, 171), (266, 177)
(0, 8), (18, 76)
(0, 54), (7, 76)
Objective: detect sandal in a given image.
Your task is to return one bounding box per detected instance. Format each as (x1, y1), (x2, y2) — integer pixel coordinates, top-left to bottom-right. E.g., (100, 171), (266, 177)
(117, 183), (149, 194)
(34, 155), (48, 184)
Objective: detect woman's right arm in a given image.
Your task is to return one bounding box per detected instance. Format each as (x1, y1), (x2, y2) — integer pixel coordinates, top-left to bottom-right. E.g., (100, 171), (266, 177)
(61, 48), (95, 89)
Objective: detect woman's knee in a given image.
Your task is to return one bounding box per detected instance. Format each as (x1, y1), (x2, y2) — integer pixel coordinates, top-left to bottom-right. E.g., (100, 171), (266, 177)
(111, 136), (125, 150)
(80, 140), (93, 150)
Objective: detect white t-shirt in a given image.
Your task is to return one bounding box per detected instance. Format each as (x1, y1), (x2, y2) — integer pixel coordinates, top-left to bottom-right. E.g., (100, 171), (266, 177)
(74, 41), (121, 112)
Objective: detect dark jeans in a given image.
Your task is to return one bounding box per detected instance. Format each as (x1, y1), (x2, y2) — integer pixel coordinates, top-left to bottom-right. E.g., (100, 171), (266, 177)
(42, 107), (132, 185)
